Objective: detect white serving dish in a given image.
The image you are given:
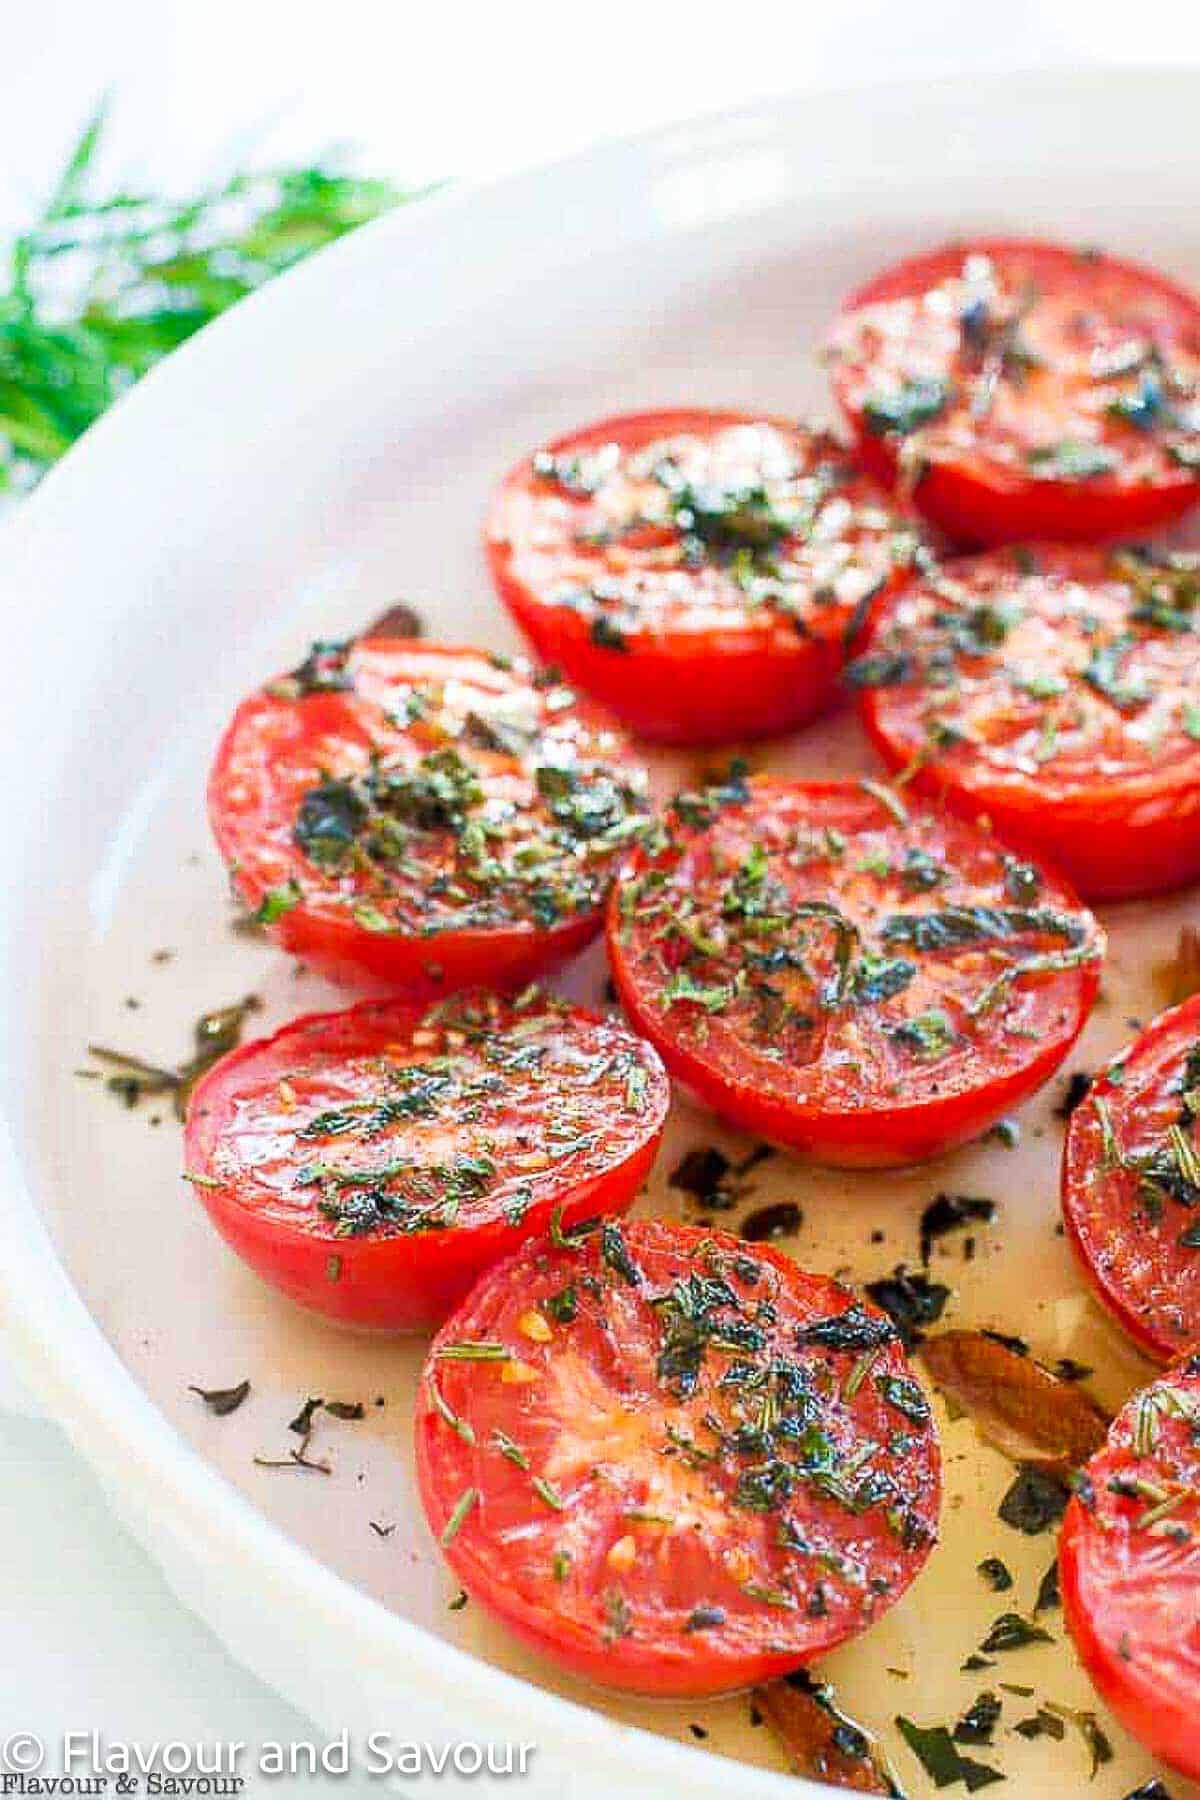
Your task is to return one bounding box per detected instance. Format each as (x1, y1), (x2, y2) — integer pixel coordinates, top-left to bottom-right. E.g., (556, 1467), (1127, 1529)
(2, 65), (1198, 1798)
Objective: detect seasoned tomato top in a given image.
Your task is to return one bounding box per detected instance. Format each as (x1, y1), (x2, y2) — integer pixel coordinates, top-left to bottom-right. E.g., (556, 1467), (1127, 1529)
(1061, 1357), (1200, 1728)
(828, 240), (1200, 492)
(852, 545), (1200, 804)
(186, 990), (670, 1243)
(209, 641), (651, 939)
(610, 778), (1102, 1119)
(1063, 996), (1200, 1363)
(487, 411), (921, 648)
(418, 1219), (940, 1674)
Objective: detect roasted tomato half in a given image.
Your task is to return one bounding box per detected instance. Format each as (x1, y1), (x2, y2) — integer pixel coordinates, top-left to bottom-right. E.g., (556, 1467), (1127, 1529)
(184, 990), (669, 1329)
(827, 239), (1200, 544)
(852, 544), (1200, 901)
(1060, 1354), (1200, 1782)
(485, 410), (923, 745)
(1062, 994), (1200, 1364)
(607, 777), (1102, 1166)
(416, 1218), (940, 1695)
(208, 640), (651, 990)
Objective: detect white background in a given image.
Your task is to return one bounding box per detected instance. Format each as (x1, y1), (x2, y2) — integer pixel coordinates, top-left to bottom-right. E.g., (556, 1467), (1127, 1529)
(3, 1), (1200, 1790)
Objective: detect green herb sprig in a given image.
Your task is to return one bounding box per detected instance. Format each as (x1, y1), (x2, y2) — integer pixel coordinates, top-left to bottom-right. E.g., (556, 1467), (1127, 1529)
(0, 103), (419, 492)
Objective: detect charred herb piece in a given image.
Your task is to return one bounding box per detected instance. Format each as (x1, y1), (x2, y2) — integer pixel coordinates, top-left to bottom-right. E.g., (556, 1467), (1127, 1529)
(978, 1611), (1053, 1654)
(363, 600), (424, 638)
(864, 1269), (950, 1349)
(188, 1379), (250, 1416)
(953, 1692), (1001, 1746)
(740, 1202), (803, 1243)
(919, 1195), (996, 1264)
(976, 1556), (1013, 1593)
(998, 1466), (1071, 1535)
(1055, 1071), (1093, 1119)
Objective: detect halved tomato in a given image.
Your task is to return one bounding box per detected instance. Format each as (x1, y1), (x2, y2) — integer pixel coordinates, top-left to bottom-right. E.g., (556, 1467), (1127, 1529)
(607, 777), (1102, 1166)
(1060, 1355), (1200, 1782)
(485, 410), (923, 745)
(827, 239), (1200, 545)
(852, 544), (1200, 901)
(208, 640), (650, 991)
(184, 990), (669, 1329)
(415, 1217), (940, 1695)
(1062, 994), (1200, 1364)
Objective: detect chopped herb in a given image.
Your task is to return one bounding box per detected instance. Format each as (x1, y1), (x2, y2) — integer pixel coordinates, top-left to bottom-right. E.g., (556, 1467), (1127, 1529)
(895, 1716), (1003, 1790)
(864, 1268), (950, 1349)
(600, 1220), (641, 1286)
(1055, 1071), (1093, 1119)
(252, 880), (302, 924)
(976, 1556), (1013, 1593)
(978, 1611), (1053, 1654)
(1026, 439), (1118, 480)
(890, 1007), (956, 1059)
(920, 1194), (996, 1263)
(188, 1379), (250, 1416)
(740, 1202), (803, 1242)
(998, 1465), (1071, 1535)
(440, 1486), (478, 1546)
(1034, 1559), (1061, 1614)
(953, 1692), (1001, 1746)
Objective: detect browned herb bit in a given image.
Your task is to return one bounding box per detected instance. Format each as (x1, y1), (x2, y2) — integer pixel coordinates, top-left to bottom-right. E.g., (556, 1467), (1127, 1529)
(754, 1671), (904, 1794)
(919, 1194), (996, 1264)
(187, 1378), (250, 1416)
(918, 1329), (1109, 1470)
(998, 1466), (1072, 1536)
(1055, 1070), (1093, 1120)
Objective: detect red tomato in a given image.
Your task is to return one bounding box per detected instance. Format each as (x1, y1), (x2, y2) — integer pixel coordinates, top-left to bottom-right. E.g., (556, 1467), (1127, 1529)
(415, 1217), (940, 1695)
(827, 239), (1200, 545)
(208, 640), (650, 991)
(1059, 1355), (1200, 1782)
(1062, 995), (1200, 1364)
(485, 410), (923, 745)
(853, 544), (1200, 902)
(607, 777), (1101, 1166)
(184, 990), (669, 1329)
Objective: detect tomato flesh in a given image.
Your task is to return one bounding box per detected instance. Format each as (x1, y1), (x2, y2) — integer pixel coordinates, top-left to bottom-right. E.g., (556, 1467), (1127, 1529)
(828, 239), (1200, 545)
(415, 1218), (940, 1695)
(1062, 994), (1200, 1364)
(1060, 1355), (1200, 1782)
(854, 544), (1200, 901)
(607, 778), (1101, 1167)
(486, 410), (922, 745)
(207, 640), (650, 991)
(184, 991), (669, 1329)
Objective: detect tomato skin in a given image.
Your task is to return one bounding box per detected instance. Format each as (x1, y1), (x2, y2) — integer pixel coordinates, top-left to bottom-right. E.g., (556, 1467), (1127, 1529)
(183, 994), (669, 1330)
(829, 239), (1200, 546)
(416, 1219), (940, 1696)
(855, 545), (1200, 903)
(207, 640), (649, 992)
(1062, 995), (1200, 1364)
(486, 409), (918, 745)
(1059, 1354), (1200, 1782)
(607, 779), (1101, 1168)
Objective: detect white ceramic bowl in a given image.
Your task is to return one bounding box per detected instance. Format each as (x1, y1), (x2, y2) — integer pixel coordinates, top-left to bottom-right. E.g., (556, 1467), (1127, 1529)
(3, 67), (1198, 1798)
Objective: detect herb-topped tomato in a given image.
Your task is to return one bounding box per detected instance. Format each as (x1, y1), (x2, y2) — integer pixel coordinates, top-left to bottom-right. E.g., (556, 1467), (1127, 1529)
(208, 641), (651, 990)
(853, 545), (1200, 900)
(485, 410), (923, 745)
(1062, 996), (1200, 1364)
(1059, 1356), (1200, 1782)
(827, 239), (1200, 544)
(607, 778), (1101, 1166)
(416, 1218), (940, 1695)
(184, 990), (669, 1329)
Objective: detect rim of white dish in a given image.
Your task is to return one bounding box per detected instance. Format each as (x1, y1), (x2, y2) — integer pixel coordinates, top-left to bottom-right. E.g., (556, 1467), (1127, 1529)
(2, 62), (1197, 1798)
